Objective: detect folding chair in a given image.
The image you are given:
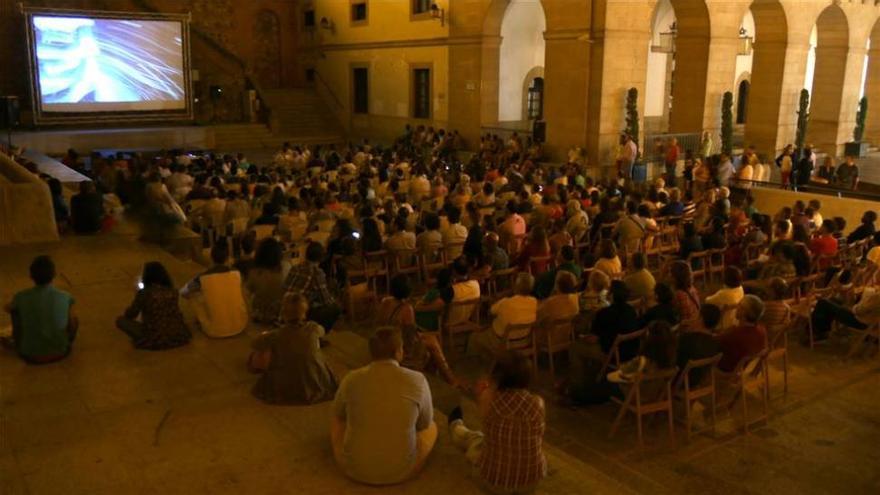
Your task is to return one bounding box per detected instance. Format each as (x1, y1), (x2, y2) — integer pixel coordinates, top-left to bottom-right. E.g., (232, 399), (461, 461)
(596, 328), (647, 382)
(501, 321), (538, 370)
(537, 316), (575, 375)
(674, 353), (723, 441)
(609, 367), (678, 447)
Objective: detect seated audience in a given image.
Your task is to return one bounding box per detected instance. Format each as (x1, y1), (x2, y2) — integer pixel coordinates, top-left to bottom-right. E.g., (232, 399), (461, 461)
(670, 261), (702, 327)
(705, 267), (745, 329)
(717, 295), (767, 372)
(639, 282), (679, 328)
(116, 261), (191, 350)
(470, 273), (538, 359)
(624, 252), (656, 300)
(180, 243), (248, 338)
(331, 328), (437, 485)
(70, 180), (104, 234)
(676, 304), (722, 385)
(245, 238), (286, 324)
(847, 211), (876, 244)
(594, 239), (622, 278)
(250, 293), (337, 405)
(2, 256), (77, 364)
(284, 242), (342, 332)
(810, 283), (880, 341)
(448, 351), (546, 493)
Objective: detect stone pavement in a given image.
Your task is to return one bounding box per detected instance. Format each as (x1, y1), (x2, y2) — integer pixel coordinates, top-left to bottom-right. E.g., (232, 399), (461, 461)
(1, 225), (879, 494)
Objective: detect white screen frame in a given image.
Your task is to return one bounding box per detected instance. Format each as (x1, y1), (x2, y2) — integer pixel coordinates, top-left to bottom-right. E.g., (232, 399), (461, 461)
(23, 7), (194, 125)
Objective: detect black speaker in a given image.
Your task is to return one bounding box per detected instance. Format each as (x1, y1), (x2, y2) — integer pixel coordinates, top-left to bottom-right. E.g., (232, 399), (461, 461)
(532, 120), (546, 144)
(0, 96), (20, 129)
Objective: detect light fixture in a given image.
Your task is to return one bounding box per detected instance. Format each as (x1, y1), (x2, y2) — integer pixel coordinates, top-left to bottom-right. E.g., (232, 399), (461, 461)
(652, 22), (677, 53)
(320, 16), (335, 32)
(738, 26), (753, 56)
(430, 3), (445, 27)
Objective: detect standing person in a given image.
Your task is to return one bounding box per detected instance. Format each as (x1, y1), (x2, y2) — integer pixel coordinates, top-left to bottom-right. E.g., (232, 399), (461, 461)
(116, 262), (191, 350)
(2, 256), (78, 364)
(795, 146), (815, 186)
(249, 293), (337, 405)
(664, 137), (680, 187)
(619, 133), (638, 180)
(776, 144), (794, 188)
(331, 328), (437, 485)
(700, 131), (714, 159)
(447, 351), (547, 493)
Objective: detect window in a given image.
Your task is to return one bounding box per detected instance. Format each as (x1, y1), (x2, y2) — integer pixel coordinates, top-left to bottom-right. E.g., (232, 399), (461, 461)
(412, 0), (432, 16)
(412, 67), (431, 119)
(351, 1), (368, 25)
(736, 79), (750, 124)
(303, 9), (315, 28)
(353, 67), (368, 114)
(305, 68), (315, 83)
(527, 77), (544, 120)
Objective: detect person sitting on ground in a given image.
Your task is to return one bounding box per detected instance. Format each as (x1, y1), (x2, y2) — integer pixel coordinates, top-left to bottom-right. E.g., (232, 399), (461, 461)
(676, 304), (723, 386)
(448, 350), (546, 494)
(469, 273), (538, 359)
(70, 180), (104, 234)
(180, 242), (249, 338)
(638, 282), (680, 328)
(705, 266), (745, 330)
(624, 252), (656, 300)
(2, 256), (78, 364)
(245, 238), (286, 324)
(847, 210), (877, 244)
(48, 178), (69, 230)
(283, 242), (342, 332)
(717, 295), (768, 372)
(249, 293), (337, 405)
(378, 275), (458, 385)
(116, 261), (191, 350)
(331, 327), (437, 485)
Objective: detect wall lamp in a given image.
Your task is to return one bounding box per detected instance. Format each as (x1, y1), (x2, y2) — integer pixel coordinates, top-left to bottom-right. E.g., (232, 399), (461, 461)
(320, 17), (335, 32)
(430, 3), (445, 27)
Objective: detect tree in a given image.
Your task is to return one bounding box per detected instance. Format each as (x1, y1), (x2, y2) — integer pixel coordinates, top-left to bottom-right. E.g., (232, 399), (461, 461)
(625, 87), (640, 149)
(721, 91), (734, 156)
(854, 96), (868, 142)
(795, 89), (810, 152)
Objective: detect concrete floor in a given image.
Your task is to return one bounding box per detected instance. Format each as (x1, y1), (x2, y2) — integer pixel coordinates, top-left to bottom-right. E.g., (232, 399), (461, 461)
(1, 225), (879, 494)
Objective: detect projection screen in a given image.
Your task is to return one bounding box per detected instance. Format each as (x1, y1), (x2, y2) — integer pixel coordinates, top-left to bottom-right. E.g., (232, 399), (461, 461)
(24, 8), (193, 124)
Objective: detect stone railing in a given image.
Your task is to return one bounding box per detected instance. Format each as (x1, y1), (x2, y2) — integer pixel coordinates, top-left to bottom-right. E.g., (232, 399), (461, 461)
(0, 152), (58, 245)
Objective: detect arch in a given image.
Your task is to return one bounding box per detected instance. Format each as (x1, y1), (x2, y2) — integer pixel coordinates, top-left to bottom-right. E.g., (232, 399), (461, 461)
(498, 0), (546, 122)
(862, 19), (880, 142)
(736, 79), (750, 124)
(807, 4), (850, 152)
(521, 66), (545, 120)
(479, 0), (546, 127)
(744, 0), (788, 155)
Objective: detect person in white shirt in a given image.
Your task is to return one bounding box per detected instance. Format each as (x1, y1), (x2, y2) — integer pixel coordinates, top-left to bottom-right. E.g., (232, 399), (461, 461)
(468, 273), (538, 360)
(441, 207), (468, 261)
(705, 266), (745, 330)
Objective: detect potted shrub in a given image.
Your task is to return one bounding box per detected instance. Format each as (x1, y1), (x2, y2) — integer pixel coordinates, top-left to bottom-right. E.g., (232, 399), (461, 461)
(624, 88), (647, 182)
(721, 91), (734, 156)
(845, 97), (869, 157)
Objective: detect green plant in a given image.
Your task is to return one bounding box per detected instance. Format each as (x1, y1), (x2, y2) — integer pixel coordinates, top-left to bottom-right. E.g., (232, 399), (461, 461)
(796, 89), (810, 151)
(721, 91), (734, 156)
(625, 87), (640, 147)
(854, 96), (868, 142)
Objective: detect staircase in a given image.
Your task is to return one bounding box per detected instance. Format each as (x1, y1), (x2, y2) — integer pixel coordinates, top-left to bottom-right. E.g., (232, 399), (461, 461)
(211, 88), (344, 153)
(262, 88), (345, 142)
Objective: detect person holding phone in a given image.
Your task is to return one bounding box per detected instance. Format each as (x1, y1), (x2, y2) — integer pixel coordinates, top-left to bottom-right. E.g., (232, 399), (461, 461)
(116, 262), (191, 350)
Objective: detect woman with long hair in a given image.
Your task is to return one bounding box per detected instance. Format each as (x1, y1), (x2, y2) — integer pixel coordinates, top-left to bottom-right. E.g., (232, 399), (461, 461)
(245, 238), (285, 323)
(516, 226), (552, 274)
(116, 262), (191, 350)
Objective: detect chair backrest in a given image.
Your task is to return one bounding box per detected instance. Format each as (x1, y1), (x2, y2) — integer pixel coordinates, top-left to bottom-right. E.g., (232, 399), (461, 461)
(545, 316), (575, 347)
(688, 250), (709, 275)
(488, 267), (519, 299)
(503, 321), (535, 353)
(676, 353), (722, 392)
(734, 349), (769, 380)
(364, 250), (390, 270)
(392, 248), (418, 270)
(445, 298), (480, 328)
(610, 328), (647, 365)
(252, 225), (275, 241)
(632, 367), (678, 404)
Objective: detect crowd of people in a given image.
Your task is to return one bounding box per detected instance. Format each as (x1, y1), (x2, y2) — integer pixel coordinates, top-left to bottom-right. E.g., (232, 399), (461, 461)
(4, 127), (880, 491)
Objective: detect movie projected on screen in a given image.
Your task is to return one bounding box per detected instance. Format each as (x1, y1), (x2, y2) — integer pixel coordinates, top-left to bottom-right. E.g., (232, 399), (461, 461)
(24, 8), (192, 123)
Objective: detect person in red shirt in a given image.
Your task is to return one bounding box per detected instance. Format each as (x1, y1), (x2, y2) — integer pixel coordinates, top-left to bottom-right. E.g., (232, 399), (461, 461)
(718, 295), (768, 372)
(809, 220), (839, 270)
(664, 137), (680, 187)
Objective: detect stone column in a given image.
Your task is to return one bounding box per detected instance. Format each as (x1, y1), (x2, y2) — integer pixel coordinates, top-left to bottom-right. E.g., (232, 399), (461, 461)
(542, 28), (590, 160)
(808, 42), (857, 155)
(862, 45), (880, 144)
(586, 1), (654, 175)
(447, 36), (487, 149)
